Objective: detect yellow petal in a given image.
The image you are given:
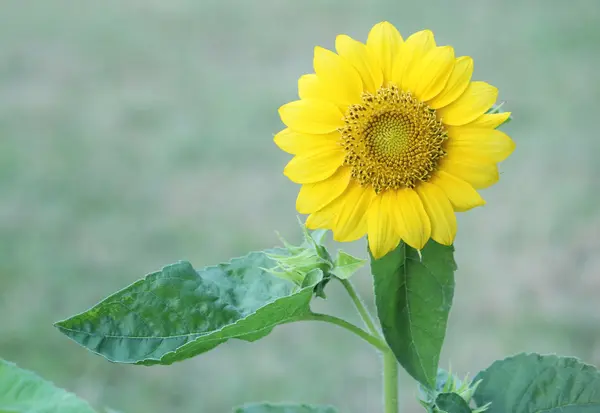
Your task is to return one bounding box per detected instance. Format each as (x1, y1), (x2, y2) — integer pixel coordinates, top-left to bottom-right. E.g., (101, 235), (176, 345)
(429, 171), (485, 212)
(312, 181), (374, 242)
(396, 30), (437, 90)
(366, 21), (403, 83)
(409, 46), (455, 101)
(416, 182), (457, 246)
(296, 166), (352, 214)
(284, 147), (345, 184)
(306, 181), (374, 237)
(467, 112), (511, 129)
(445, 127), (516, 163)
(279, 99), (343, 134)
(438, 155), (499, 189)
(274, 128), (341, 155)
(274, 128), (297, 154)
(367, 190), (401, 259)
(394, 188), (431, 250)
(332, 182), (375, 242)
(298, 73), (357, 111)
(428, 56), (473, 109)
(313, 46), (363, 107)
(298, 74), (328, 101)
(335, 34), (383, 94)
(437, 81), (498, 126)
(306, 208), (335, 230)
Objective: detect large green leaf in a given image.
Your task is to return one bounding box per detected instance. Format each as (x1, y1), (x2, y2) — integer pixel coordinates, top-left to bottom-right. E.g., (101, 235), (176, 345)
(436, 393), (471, 413)
(234, 404), (338, 413)
(0, 358), (96, 413)
(371, 241), (456, 388)
(56, 251), (320, 365)
(473, 353), (600, 413)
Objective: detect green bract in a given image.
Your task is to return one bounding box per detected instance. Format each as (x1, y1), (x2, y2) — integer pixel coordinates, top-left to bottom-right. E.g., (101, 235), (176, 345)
(265, 227), (333, 290)
(419, 369), (490, 413)
(433, 393), (471, 413)
(330, 250), (367, 280)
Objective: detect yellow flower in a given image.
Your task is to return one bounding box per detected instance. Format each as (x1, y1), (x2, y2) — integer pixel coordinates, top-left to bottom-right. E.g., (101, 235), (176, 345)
(275, 22), (515, 259)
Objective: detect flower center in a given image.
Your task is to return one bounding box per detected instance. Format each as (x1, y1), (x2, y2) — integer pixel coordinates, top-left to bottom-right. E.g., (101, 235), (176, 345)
(340, 85), (448, 193)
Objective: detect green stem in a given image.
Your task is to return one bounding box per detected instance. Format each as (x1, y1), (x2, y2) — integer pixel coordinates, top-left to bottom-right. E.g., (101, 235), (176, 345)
(339, 278), (399, 412)
(302, 312), (388, 352)
(383, 350), (399, 413)
(339, 278), (382, 338)
(339, 277), (401, 412)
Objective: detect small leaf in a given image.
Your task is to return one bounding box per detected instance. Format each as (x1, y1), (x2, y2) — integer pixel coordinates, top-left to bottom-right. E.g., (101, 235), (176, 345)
(268, 226), (332, 289)
(234, 403), (338, 413)
(331, 250), (367, 280)
(473, 353), (600, 413)
(310, 229), (328, 245)
(420, 369), (455, 404)
(371, 241), (456, 388)
(0, 358), (96, 413)
(436, 393), (471, 413)
(301, 268), (324, 288)
(420, 369), (484, 412)
(436, 368), (454, 392)
(56, 251), (320, 365)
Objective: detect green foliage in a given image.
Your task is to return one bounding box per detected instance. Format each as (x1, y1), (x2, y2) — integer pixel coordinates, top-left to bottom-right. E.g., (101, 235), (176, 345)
(268, 226), (333, 298)
(473, 353), (600, 413)
(267, 227), (332, 287)
(0, 358), (96, 413)
(433, 369), (453, 392)
(371, 241), (456, 388)
(434, 393), (471, 413)
(419, 369), (488, 413)
(330, 250), (366, 280)
(234, 403), (338, 413)
(55, 251), (322, 365)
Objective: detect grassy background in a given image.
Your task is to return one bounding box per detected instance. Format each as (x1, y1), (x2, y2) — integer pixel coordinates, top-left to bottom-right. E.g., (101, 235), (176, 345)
(1, 0), (600, 412)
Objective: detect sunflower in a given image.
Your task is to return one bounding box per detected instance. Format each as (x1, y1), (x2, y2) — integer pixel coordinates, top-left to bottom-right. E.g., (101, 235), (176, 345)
(275, 22), (515, 259)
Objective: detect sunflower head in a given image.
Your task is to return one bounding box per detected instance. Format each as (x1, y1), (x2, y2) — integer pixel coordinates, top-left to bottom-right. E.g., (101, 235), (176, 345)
(275, 22), (515, 259)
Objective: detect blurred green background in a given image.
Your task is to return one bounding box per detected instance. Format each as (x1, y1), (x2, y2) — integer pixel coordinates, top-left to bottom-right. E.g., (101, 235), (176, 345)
(1, 0), (599, 412)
